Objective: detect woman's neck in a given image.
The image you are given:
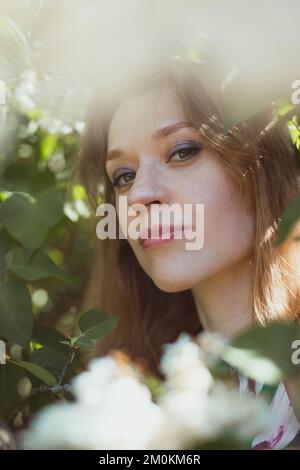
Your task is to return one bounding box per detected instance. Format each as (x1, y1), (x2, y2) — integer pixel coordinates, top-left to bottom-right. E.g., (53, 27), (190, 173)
(191, 257), (254, 339)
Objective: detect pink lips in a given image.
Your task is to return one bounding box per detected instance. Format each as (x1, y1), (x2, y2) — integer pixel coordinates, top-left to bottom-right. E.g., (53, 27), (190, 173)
(139, 224), (184, 249)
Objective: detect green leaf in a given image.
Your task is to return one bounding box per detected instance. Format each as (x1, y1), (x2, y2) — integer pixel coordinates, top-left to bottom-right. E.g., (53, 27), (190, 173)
(79, 309), (119, 340)
(0, 187), (65, 251)
(31, 347), (69, 378)
(73, 310), (119, 351)
(40, 134), (58, 161)
(6, 246), (74, 284)
(32, 325), (69, 354)
(0, 281), (33, 348)
(9, 359), (57, 386)
(60, 340), (72, 347)
(0, 235), (5, 282)
(222, 322), (300, 385)
(0, 231), (14, 283)
(0, 362), (21, 417)
(72, 335), (94, 351)
(276, 196), (300, 245)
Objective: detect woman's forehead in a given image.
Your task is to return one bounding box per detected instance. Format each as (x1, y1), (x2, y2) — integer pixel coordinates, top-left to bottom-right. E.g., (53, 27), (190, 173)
(107, 83), (185, 149)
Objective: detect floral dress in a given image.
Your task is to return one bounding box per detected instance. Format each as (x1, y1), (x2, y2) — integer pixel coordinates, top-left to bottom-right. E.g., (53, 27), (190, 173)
(238, 376), (300, 449)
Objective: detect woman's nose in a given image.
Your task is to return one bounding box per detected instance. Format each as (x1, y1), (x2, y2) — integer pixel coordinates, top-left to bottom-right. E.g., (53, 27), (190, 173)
(127, 163), (171, 208)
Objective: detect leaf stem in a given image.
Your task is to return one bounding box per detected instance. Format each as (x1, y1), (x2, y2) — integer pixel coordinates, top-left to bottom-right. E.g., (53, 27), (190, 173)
(58, 345), (77, 386)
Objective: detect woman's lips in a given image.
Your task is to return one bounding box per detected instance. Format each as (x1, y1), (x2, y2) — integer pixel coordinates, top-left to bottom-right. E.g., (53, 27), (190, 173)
(139, 225), (185, 249)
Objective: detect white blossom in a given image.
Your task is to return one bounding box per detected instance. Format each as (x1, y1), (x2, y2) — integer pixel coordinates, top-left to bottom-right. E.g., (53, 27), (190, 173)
(24, 356), (165, 450)
(153, 389), (218, 449)
(23, 337), (268, 450)
(14, 70), (37, 113)
(196, 331), (230, 366)
(160, 332), (213, 392)
(209, 382), (268, 441)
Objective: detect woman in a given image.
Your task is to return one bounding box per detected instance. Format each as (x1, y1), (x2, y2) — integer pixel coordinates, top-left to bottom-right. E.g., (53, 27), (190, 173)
(75, 57), (300, 448)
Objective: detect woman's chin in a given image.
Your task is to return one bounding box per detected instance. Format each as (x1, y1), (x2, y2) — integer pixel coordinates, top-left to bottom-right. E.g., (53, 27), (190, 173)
(152, 275), (194, 293)
(139, 258), (205, 293)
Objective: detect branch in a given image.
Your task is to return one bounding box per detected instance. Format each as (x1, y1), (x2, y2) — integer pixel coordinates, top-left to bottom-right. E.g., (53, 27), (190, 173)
(7, 348), (77, 426)
(58, 345), (77, 386)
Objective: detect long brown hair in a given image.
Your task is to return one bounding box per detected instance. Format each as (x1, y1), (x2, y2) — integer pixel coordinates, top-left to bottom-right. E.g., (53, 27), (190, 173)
(74, 58), (300, 376)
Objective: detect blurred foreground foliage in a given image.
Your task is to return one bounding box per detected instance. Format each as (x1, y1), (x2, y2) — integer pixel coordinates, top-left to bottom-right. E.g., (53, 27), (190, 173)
(0, 72), (119, 427)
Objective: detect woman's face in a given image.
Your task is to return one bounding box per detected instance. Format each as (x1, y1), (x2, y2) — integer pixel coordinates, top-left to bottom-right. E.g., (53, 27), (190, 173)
(106, 82), (256, 292)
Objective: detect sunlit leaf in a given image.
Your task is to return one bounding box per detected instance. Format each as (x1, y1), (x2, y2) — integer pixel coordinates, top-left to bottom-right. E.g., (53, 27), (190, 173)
(40, 134), (58, 161)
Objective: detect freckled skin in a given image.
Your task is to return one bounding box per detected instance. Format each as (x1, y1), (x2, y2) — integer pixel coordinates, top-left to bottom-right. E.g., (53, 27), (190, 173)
(106, 83), (256, 293)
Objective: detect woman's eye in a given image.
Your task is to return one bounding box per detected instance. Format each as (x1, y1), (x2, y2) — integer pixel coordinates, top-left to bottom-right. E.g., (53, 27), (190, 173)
(168, 145), (202, 162)
(111, 144), (202, 188)
(112, 171), (135, 188)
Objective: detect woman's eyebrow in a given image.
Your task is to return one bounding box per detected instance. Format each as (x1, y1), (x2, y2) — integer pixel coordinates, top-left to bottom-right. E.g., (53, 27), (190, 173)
(106, 121), (194, 162)
(151, 121), (194, 141)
